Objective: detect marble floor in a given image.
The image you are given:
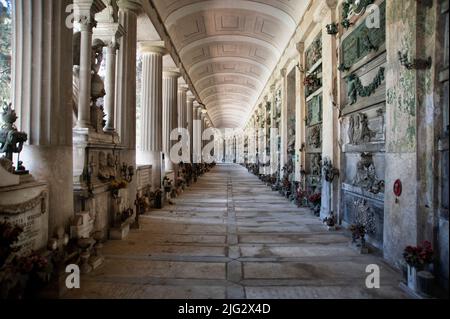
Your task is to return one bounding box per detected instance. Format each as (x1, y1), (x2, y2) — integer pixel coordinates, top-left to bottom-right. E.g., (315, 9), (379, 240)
(66, 164), (408, 299)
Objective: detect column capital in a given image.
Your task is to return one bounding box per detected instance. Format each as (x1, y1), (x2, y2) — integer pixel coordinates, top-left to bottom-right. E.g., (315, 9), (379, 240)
(93, 22), (125, 48)
(187, 91), (196, 101)
(178, 84), (189, 93)
(117, 0), (143, 14)
(193, 101), (201, 109)
(74, 0), (106, 29)
(313, 0), (337, 24)
(296, 41), (305, 54)
(163, 68), (181, 79)
(138, 41), (167, 55)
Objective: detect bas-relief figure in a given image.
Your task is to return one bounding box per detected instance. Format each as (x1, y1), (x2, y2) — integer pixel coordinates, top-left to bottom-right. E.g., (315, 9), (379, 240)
(352, 152), (385, 194)
(287, 128), (296, 155)
(348, 112), (375, 145)
(308, 126), (321, 149)
(98, 152), (117, 182)
(311, 154), (322, 177)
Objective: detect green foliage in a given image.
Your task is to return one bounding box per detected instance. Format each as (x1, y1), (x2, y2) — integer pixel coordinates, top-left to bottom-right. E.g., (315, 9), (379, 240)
(0, 0), (12, 102)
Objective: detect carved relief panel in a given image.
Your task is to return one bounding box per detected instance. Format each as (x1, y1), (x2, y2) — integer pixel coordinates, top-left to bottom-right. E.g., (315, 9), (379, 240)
(339, 0), (387, 249)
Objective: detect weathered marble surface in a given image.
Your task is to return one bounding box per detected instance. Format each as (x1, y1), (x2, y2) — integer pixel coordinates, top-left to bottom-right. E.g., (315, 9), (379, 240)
(66, 164), (408, 299)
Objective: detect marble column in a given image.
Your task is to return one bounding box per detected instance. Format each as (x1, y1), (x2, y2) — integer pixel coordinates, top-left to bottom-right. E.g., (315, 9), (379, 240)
(114, 0), (141, 207)
(73, 0), (106, 129)
(12, 0), (77, 237)
(296, 42), (306, 183)
(115, 0), (141, 149)
(192, 101), (202, 163)
(137, 41), (166, 189)
(162, 69), (180, 172)
(186, 92), (195, 163)
(314, 0), (338, 220)
(178, 85), (188, 130)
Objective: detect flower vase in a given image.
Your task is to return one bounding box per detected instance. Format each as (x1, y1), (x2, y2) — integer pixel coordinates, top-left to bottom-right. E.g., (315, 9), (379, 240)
(407, 265), (418, 292)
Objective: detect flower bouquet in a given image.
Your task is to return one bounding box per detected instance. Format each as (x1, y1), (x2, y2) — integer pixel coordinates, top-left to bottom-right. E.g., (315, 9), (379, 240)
(110, 179), (128, 197)
(403, 241), (434, 292)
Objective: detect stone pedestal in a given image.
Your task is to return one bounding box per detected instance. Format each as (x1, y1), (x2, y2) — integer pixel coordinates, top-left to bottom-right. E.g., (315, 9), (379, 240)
(73, 133), (133, 241)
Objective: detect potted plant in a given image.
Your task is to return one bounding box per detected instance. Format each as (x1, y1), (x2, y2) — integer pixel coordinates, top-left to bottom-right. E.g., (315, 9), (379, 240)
(403, 241), (434, 292)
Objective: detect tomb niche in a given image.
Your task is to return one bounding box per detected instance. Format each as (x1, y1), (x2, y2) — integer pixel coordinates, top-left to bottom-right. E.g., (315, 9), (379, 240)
(303, 32), (323, 216)
(338, 0), (387, 251)
(71, 3), (135, 246)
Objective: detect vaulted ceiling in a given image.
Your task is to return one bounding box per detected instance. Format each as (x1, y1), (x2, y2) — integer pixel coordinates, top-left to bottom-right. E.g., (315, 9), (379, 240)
(151, 0), (309, 128)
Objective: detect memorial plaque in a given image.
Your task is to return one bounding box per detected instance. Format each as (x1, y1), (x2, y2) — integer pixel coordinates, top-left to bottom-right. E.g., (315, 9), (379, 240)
(0, 182), (49, 255)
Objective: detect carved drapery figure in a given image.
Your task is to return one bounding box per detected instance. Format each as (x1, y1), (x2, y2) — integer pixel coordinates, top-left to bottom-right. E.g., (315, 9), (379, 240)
(348, 115), (355, 144)
(352, 152), (385, 194)
(311, 154), (321, 177)
(308, 126), (321, 149)
(347, 74), (358, 105)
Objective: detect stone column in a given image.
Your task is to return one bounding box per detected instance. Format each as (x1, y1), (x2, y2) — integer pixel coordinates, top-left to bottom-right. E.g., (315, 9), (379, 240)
(115, 0), (141, 149)
(296, 42), (306, 183)
(114, 0), (141, 207)
(192, 101), (202, 163)
(12, 0), (77, 237)
(279, 70), (288, 175)
(137, 41), (166, 189)
(178, 85), (188, 130)
(314, 0), (338, 220)
(93, 21), (125, 133)
(186, 92), (195, 163)
(73, 0), (106, 129)
(162, 69), (180, 172)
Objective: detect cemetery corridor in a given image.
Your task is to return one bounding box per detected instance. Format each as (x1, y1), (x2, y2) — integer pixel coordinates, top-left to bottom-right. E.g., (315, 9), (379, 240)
(66, 164), (408, 299)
